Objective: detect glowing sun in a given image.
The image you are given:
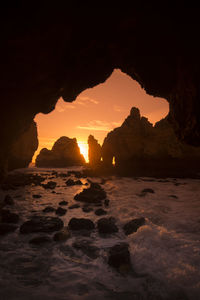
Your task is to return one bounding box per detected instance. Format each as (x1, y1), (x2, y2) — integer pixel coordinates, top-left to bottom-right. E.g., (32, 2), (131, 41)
(78, 141), (89, 162)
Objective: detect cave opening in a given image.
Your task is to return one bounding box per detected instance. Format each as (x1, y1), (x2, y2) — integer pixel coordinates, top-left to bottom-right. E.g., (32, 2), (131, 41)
(33, 69), (169, 167)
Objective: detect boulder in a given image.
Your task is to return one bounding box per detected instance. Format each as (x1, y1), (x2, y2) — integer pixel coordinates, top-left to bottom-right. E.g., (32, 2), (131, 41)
(20, 216), (64, 234)
(43, 206), (56, 213)
(95, 208), (107, 216)
(59, 201), (68, 206)
(68, 218), (95, 231)
(123, 217), (145, 235)
(36, 136), (85, 167)
(68, 204), (80, 209)
(74, 182), (106, 204)
(82, 206), (93, 213)
(55, 207), (67, 216)
(66, 179), (83, 186)
(32, 194), (42, 198)
(41, 181), (57, 189)
(97, 217), (118, 234)
(108, 243), (132, 272)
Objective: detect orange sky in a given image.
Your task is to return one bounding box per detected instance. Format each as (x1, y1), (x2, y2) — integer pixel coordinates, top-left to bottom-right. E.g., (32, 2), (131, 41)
(33, 69), (169, 162)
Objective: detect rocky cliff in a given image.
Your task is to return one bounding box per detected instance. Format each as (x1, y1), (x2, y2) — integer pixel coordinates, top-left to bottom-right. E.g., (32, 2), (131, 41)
(88, 135), (101, 166)
(36, 136), (85, 167)
(8, 121), (38, 171)
(102, 108), (200, 176)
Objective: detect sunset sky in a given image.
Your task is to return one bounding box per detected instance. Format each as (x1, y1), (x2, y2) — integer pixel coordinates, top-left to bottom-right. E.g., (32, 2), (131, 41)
(34, 69), (169, 162)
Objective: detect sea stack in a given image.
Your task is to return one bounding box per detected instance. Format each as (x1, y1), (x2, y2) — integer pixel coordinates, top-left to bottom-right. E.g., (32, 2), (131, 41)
(36, 136), (85, 167)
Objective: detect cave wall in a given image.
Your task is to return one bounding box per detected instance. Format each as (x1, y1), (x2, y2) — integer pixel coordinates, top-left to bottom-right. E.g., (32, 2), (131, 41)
(0, 3), (200, 177)
(8, 121), (38, 171)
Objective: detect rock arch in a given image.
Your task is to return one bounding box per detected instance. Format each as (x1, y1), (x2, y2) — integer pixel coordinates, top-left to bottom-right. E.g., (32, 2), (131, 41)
(0, 3), (200, 177)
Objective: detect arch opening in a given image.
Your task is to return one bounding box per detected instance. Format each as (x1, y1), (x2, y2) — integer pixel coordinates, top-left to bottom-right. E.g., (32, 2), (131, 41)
(33, 69), (169, 167)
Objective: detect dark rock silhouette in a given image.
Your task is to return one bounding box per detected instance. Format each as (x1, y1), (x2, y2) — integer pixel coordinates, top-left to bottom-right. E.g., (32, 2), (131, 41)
(1, 4), (200, 179)
(68, 218), (95, 231)
(74, 182), (107, 204)
(108, 243), (132, 272)
(102, 107), (200, 177)
(97, 217), (118, 234)
(123, 217), (145, 235)
(8, 121), (38, 171)
(88, 135), (101, 166)
(20, 216), (64, 234)
(36, 136), (85, 167)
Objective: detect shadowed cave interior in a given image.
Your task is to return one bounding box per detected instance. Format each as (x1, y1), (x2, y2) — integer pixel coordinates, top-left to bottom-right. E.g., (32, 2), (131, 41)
(1, 4), (200, 300)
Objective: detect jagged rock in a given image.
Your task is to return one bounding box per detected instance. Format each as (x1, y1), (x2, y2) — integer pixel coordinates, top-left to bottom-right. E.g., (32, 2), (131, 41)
(1, 209), (19, 223)
(43, 206), (55, 213)
(123, 217), (145, 235)
(4, 195), (14, 205)
(97, 217), (118, 234)
(55, 207), (67, 216)
(95, 208), (107, 216)
(68, 218), (95, 231)
(108, 243), (132, 272)
(72, 240), (99, 259)
(36, 136), (85, 167)
(74, 182), (106, 204)
(88, 135), (101, 166)
(53, 227), (71, 241)
(20, 216), (64, 234)
(8, 121), (38, 171)
(29, 236), (52, 245)
(0, 223), (18, 235)
(102, 107), (200, 176)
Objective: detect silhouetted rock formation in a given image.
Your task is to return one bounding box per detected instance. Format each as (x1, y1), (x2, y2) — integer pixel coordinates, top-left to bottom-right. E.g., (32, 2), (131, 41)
(1, 4), (200, 177)
(8, 121), (38, 171)
(102, 107), (200, 176)
(88, 135), (101, 166)
(36, 136), (85, 167)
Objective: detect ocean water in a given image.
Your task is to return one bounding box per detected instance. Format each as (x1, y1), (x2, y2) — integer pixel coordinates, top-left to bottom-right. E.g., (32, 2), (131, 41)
(0, 167), (200, 300)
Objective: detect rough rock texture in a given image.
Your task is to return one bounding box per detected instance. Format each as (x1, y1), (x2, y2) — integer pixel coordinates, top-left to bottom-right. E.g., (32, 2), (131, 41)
(102, 107), (200, 176)
(8, 121), (38, 171)
(0, 4), (200, 177)
(88, 135), (101, 166)
(20, 216), (64, 234)
(36, 136), (85, 167)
